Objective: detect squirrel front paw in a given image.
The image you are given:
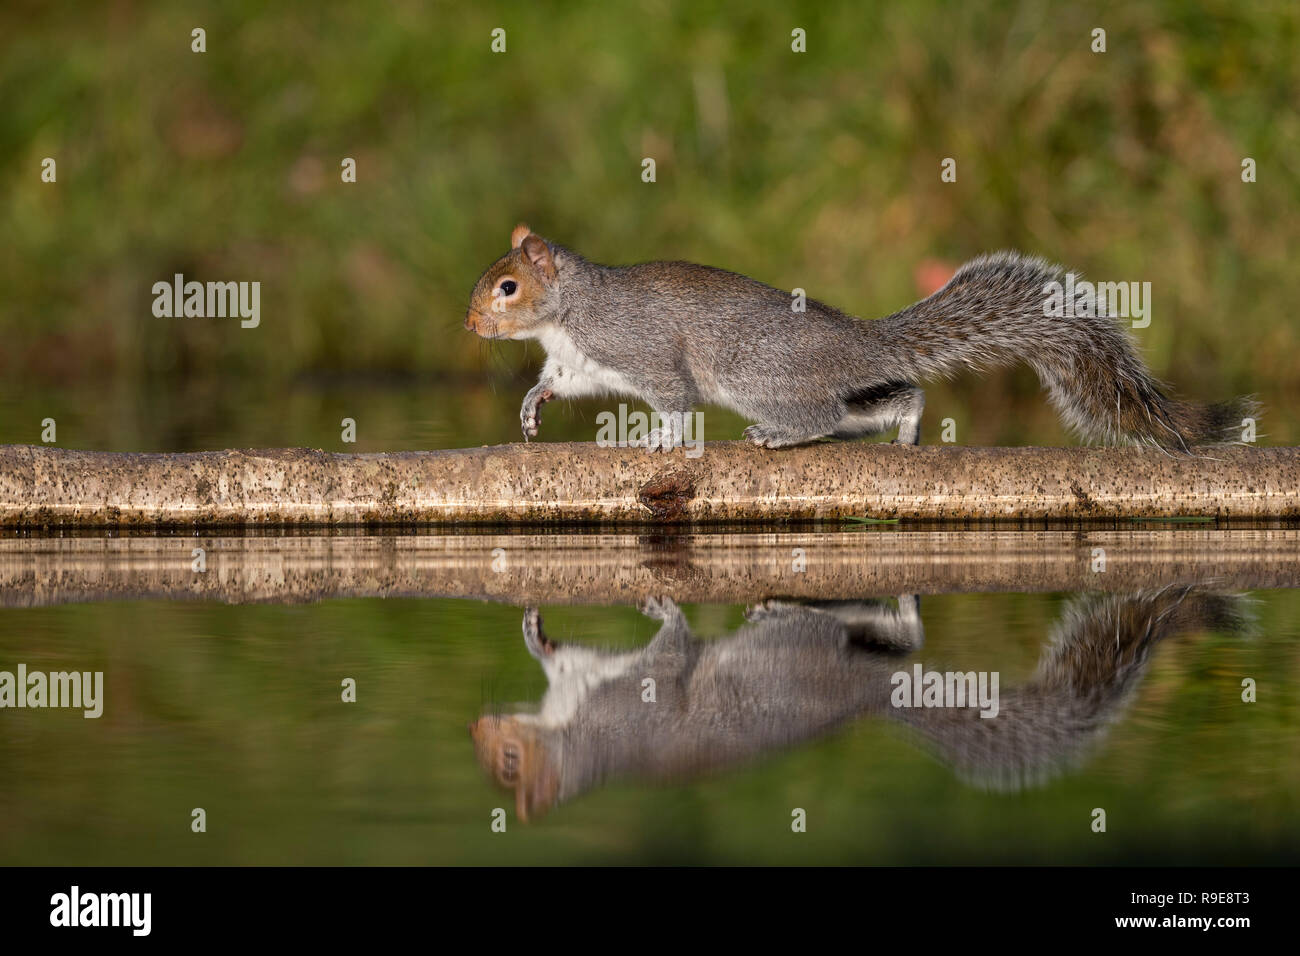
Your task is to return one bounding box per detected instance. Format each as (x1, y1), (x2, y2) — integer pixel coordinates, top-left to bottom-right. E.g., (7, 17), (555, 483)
(519, 387), (554, 441)
(522, 606), (556, 658)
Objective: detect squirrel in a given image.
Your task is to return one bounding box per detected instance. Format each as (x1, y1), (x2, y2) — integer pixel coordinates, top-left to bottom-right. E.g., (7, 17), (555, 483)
(465, 223), (1256, 451)
(470, 588), (1248, 821)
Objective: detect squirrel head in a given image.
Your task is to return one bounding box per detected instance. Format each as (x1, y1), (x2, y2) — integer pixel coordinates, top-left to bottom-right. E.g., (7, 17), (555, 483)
(464, 223), (562, 339)
(468, 714), (561, 822)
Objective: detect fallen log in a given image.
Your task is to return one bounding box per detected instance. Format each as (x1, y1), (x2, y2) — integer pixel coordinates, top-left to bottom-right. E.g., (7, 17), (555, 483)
(2, 529), (1297, 607)
(1, 442), (1297, 528)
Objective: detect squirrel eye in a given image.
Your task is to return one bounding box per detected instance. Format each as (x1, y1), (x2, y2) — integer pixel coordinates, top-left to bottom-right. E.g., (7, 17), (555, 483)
(499, 280), (518, 296)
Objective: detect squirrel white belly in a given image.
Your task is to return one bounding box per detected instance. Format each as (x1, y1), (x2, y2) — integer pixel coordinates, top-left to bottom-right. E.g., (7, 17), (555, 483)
(465, 223), (1256, 452)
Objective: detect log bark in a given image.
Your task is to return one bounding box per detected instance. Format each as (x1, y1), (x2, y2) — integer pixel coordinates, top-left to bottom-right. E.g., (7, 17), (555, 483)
(2, 529), (1297, 608)
(1, 442), (1297, 528)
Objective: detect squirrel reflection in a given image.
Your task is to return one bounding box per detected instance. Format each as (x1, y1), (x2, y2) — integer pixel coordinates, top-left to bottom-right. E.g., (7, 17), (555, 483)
(470, 588), (1245, 821)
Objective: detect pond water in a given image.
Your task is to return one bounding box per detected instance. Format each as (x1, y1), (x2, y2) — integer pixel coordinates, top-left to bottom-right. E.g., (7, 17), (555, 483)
(1, 529), (1296, 865)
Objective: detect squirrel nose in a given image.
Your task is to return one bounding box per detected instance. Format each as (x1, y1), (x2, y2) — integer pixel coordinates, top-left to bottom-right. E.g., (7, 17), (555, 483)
(464, 311), (478, 332)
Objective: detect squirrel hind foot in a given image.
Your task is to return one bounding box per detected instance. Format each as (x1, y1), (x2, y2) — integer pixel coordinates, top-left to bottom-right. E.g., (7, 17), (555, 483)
(743, 423), (830, 449)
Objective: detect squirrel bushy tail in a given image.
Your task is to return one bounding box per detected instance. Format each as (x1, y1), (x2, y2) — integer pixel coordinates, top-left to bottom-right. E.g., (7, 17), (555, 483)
(898, 586), (1249, 791)
(873, 252), (1257, 450)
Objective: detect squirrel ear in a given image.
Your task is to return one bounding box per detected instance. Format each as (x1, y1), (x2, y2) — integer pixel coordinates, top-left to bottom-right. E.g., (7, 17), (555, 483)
(511, 223), (531, 249)
(521, 234), (557, 280)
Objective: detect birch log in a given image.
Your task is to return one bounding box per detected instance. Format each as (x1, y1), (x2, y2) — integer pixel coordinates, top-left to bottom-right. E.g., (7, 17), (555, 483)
(1, 442), (1298, 528)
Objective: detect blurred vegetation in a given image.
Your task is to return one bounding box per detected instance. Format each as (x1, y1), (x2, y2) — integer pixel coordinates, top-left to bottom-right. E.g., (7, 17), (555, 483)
(1, 0), (1298, 448)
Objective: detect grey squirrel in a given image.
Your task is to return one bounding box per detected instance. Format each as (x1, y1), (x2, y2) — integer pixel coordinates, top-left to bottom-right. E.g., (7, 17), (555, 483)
(465, 224), (1255, 451)
(470, 588), (1247, 821)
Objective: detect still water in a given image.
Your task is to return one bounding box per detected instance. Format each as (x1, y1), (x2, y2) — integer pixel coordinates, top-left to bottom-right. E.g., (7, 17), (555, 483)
(1, 530), (1296, 865)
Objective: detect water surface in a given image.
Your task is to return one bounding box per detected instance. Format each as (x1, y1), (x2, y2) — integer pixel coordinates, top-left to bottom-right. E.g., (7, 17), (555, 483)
(1, 530), (1296, 865)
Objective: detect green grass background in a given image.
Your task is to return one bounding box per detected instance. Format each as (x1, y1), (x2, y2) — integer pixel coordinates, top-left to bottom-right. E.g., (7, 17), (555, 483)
(1, 0), (1297, 449)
